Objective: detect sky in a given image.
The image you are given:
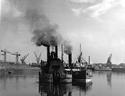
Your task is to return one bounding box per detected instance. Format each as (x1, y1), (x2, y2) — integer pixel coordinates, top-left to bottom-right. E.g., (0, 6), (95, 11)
(0, 0), (125, 64)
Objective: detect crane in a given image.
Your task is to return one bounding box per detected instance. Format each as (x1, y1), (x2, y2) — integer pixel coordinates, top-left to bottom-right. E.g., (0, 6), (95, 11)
(1, 49), (7, 63)
(34, 52), (41, 65)
(1, 49), (20, 64)
(20, 53), (29, 64)
(11, 52), (20, 64)
(106, 53), (112, 68)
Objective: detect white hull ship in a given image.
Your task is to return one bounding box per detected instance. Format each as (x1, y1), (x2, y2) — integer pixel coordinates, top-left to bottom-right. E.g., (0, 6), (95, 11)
(65, 44), (93, 84)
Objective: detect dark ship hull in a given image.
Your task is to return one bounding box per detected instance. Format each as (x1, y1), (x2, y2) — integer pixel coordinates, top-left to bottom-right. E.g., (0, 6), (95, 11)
(72, 68), (92, 84)
(39, 46), (68, 84)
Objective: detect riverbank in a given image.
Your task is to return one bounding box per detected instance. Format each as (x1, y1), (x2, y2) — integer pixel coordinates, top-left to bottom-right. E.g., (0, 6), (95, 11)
(0, 62), (40, 75)
(112, 68), (125, 72)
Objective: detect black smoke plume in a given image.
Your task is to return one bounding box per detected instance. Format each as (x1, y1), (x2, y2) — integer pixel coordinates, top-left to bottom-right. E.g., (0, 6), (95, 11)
(24, 8), (62, 47)
(32, 25), (62, 46)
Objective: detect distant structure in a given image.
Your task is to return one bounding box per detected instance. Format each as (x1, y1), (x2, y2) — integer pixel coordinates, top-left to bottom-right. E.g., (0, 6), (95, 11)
(11, 52), (20, 64)
(20, 53), (29, 64)
(34, 52), (41, 65)
(106, 54), (112, 68)
(1, 49), (20, 64)
(1, 49), (7, 63)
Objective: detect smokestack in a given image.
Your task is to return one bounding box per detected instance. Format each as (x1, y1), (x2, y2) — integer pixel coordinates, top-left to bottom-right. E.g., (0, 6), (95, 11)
(88, 56), (90, 65)
(61, 44), (64, 62)
(47, 46), (50, 62)
(55, 46), (58, 58)
(68, 53), (72, 68)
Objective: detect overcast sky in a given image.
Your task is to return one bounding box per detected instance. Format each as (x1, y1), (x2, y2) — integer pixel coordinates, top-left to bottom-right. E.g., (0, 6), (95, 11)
(1, 0), (125, 64)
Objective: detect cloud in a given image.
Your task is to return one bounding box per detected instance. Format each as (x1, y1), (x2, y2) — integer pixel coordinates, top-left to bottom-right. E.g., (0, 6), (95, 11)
(70, 0), (125, 18)
(70, 0), (97, 3)
(71, 8), (82, 16)
(84, 0), (117, 17)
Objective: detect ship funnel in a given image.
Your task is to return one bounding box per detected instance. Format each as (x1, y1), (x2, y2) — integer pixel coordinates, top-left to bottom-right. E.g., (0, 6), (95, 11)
(68, 53), (72, 68)
(55, 46), (58, 58)
(47, 46), (50, 62)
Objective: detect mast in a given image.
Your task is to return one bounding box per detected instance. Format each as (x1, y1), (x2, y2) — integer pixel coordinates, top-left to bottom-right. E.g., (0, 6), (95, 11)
(78, 44), (82, 63)
(80, 44), (82, 54)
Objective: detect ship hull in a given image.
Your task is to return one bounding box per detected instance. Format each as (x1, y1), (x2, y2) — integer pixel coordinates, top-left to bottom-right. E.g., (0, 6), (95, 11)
(72, 68), (92, 84)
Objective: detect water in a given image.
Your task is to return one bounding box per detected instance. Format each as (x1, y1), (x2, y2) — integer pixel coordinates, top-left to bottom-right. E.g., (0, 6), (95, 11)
(0, 71), (125, 96)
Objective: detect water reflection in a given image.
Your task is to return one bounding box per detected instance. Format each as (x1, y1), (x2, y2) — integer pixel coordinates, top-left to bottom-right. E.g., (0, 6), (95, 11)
(106, 72), (112, 87)
(39, 83), (72, 96)
(39, 81), (93, 96)
(0, 72), (28, 90)
(72, 82), (92, 96)
(72, 82), (92, 92)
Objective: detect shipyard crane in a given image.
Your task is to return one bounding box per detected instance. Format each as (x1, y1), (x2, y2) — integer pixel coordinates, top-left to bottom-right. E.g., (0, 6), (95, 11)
(1, 49), (20, 64)
(20, 53), (29, 64)
(1, 49), (7, 63)
(106, 54), (112, 68)
(9, 52), (20, 64)
(34, 52), (41, 65)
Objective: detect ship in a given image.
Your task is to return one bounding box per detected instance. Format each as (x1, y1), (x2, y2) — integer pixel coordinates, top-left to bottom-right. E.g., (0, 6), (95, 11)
(39, 45), (67, 84)
(72, 67), (92, 84)
(71, 44), (92, 84)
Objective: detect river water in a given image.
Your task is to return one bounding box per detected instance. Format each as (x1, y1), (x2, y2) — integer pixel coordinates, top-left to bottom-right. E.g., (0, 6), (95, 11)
(0, 71), (125, 96)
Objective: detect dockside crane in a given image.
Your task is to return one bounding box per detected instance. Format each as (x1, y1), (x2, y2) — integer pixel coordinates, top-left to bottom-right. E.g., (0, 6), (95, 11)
(9, 52), (20, 64)
(106, 53), (112, 68)
(1, 49), (7, 63)
(1, 49), (20, 64)
(34, 52), (41, 65)
(20, 53), (29, 64)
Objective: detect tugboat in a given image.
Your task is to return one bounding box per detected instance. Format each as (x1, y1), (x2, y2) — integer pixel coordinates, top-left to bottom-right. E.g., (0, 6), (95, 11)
(72, 45), (92, 84)
(39, 45), (66, 84)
